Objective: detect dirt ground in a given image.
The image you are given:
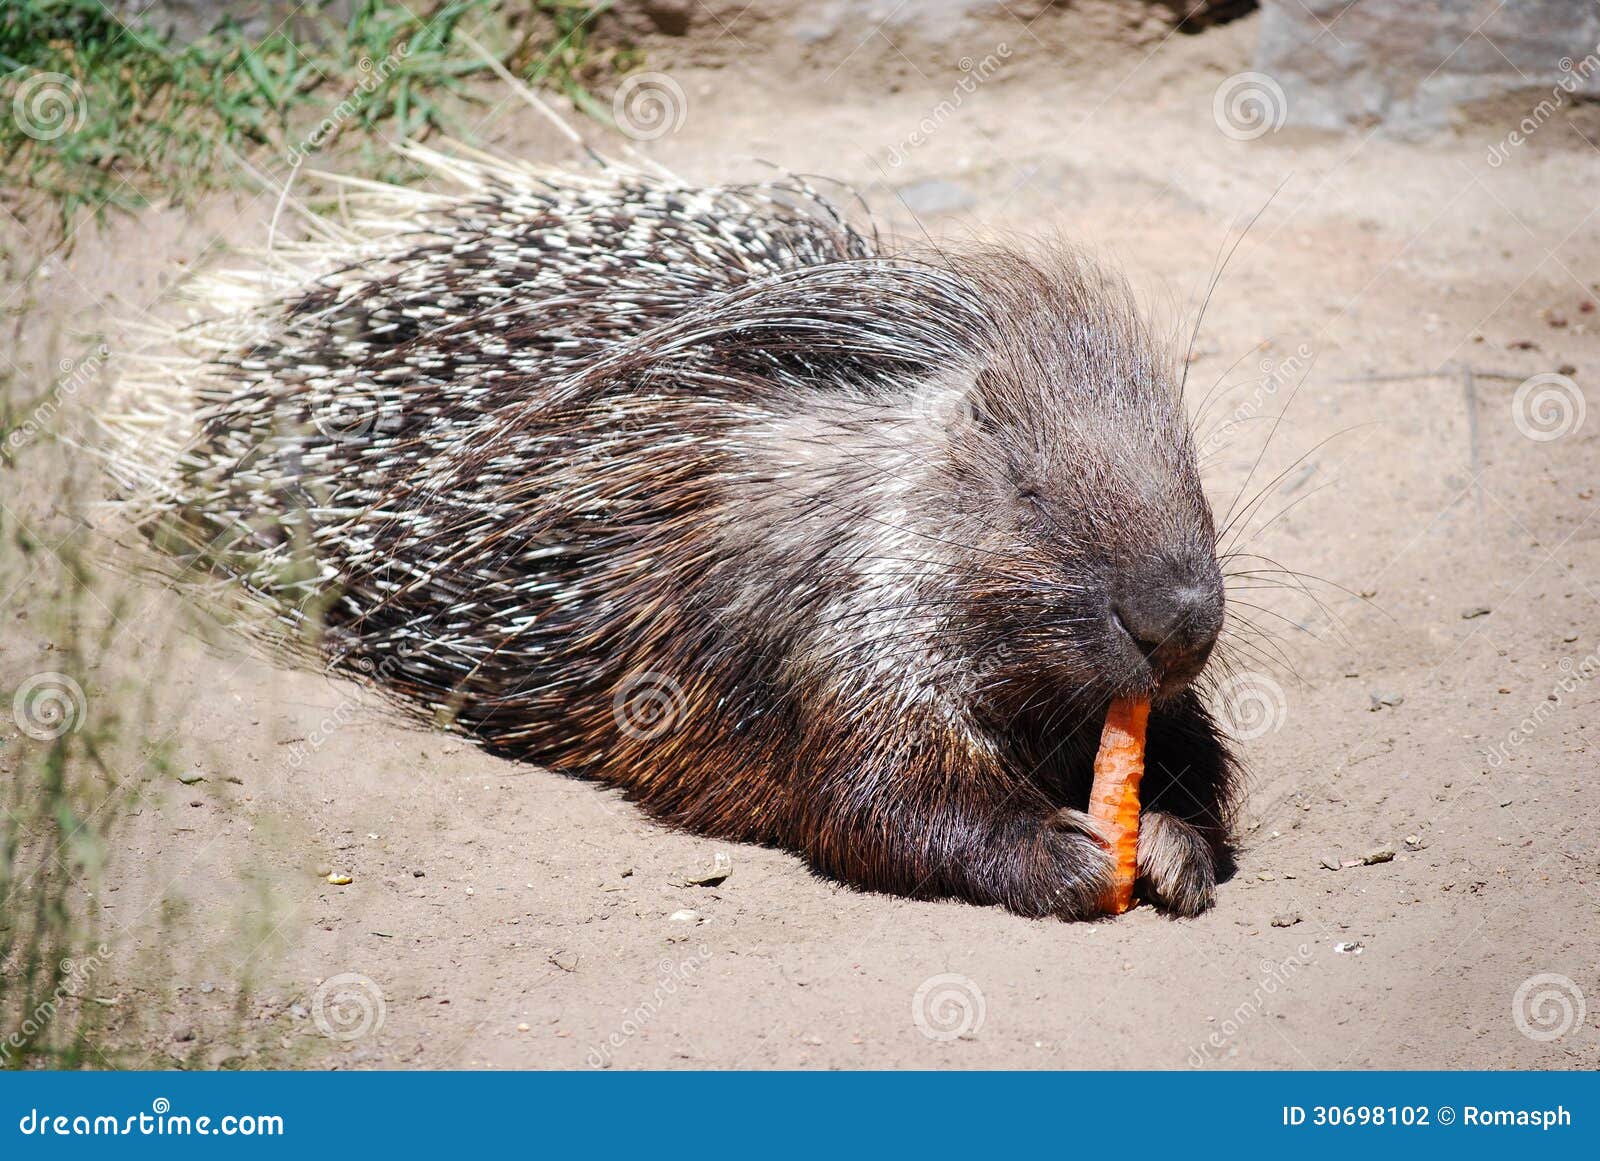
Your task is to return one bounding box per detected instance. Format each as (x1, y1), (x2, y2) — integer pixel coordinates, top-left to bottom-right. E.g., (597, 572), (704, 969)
(4, 9), (1598, 1069)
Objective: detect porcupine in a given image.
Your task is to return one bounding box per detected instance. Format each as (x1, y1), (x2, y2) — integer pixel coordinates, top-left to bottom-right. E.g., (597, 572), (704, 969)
(106, 145), (1239, 920)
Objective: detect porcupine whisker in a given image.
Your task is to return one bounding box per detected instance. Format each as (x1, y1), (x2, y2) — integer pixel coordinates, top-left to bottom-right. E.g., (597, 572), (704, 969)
(1222, 558), (1384, 624)
(1188, 336), (1271, 439)
(1213, 345), (1320, 539)
(1215, 421), (1367, 552)
(1225, 599), (1323, 641)
(1214, 634), (1303, 690)
(1178, 182), (1285, 403)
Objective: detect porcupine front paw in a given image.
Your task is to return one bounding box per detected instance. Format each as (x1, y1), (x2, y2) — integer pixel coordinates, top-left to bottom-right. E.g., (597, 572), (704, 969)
(1136, 810), (1217, 917)
(1016, 807), (1117, 920)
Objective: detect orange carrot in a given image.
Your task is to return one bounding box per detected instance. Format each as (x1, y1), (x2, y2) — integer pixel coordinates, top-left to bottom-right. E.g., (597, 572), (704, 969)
(1088, 695), (1151, 914)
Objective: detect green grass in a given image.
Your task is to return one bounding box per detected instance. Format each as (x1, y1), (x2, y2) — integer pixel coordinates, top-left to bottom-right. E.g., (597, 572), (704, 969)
(0, 0), (634, 227)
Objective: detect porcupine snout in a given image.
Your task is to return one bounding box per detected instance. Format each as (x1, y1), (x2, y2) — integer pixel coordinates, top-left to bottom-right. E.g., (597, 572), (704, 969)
(1108, 550), (1223, 697)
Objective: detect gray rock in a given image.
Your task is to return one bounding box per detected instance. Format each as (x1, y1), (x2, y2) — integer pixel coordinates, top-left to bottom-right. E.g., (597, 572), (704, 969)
(1256, 0), (1600, 135)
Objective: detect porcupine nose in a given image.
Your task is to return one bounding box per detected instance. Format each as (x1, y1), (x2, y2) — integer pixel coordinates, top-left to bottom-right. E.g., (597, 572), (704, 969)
(1110, 554), (1223, 690)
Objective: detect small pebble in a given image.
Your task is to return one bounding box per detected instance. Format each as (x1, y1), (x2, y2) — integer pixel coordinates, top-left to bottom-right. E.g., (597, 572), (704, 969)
(668, 909), (700, 923)
(327, 872), (353, 885)
(1363, 848), (1395, 865)
(1320, 856), (1341, 871)
(1257, 871), (1276, 882)
(1271, 912), (1302, 928)
(516, 1022), (530, 1032)
(1334, 940), (1365, 955)
(676, 851), (733, 888)
(1461, 606), (1491, 619)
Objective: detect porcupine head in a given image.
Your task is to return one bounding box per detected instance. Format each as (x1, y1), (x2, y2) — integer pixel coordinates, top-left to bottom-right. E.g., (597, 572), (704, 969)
(861, 252), (1225, 727)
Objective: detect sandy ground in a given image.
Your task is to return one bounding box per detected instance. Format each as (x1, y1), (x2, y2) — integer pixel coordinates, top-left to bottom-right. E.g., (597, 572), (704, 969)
(4, 11), (1598, 1069)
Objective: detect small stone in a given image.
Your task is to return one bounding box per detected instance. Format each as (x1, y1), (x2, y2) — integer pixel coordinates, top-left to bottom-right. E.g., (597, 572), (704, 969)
(1334, 940), (1365, 955)
(1363, 848), (1396, 865)
(1320, 856), (1341, 871)
(327, 872), (353, 885)
(1404, 834), (1422, 847)
(668, 909), (700, 923)
(676, 851), (733, 887)
(516, 1022), (530, 1032)
(1271, 911), (1302, 927)
(895, 179), (976, 215)
(412, 869), (425, 877)
(1257, 871), (1277, 882)
(198, 981), (216, 994)
(177, 771), (206, 785)
(1461, 606), (1491, 619)
(465, 886), (474, 896)
(1367, 691), (1404, 711)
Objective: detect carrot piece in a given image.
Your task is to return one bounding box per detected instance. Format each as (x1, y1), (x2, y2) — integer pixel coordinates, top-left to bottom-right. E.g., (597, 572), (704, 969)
(1088, 695), (1151, 915)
